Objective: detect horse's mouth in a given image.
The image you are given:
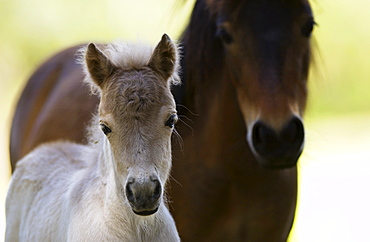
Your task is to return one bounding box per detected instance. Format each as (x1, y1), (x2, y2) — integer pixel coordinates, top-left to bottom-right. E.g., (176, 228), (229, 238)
(256, 151), (302, 170)
(132, 206), (159, 216)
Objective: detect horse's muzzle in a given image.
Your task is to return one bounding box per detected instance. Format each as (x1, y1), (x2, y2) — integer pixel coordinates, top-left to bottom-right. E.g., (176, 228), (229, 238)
(249, 116), (304, 169)
(125, 176), (162, 216)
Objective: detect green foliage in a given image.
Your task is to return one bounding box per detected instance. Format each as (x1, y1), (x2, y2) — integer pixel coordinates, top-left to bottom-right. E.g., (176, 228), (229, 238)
(0, 0), (368, 118)
(308, 0), (370, 118)
(0, 0), (194, 99)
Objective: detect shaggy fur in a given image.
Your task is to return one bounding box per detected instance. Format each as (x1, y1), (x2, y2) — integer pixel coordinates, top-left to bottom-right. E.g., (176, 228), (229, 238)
(6, 34), (181, 242)
(80, 38), (180, 95)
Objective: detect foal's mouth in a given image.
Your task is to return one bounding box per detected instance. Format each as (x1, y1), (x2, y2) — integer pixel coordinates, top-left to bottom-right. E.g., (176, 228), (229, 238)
(132, 206), (159, 216)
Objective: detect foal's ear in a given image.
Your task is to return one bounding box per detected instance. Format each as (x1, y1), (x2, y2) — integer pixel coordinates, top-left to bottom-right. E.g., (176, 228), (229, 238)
(85, 43), (115, 87)
(148, 34), (178, 81)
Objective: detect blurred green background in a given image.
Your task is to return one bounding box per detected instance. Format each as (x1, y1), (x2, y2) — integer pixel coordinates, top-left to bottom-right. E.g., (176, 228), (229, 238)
(0, 0), (369, 241)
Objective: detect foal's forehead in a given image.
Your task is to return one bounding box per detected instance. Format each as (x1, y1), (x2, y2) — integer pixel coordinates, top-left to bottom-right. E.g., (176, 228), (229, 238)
(101, 69), (174, 114)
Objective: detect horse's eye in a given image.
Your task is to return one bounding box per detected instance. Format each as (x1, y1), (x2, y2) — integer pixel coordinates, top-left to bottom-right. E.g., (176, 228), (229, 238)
(302, 18), (316, 38)
(217, 28), (234, 44)
(100, 123), (112, 135)
(165, 114), (178, 128)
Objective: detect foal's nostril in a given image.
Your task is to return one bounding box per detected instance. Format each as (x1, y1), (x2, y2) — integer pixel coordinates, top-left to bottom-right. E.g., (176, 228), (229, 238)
(125, 176), (162, 215)
(152, 179), (162, 201)
(125, 180), (135, 204)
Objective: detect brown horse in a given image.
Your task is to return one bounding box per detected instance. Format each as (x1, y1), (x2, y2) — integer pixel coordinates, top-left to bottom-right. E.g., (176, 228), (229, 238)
(10, 0), (315, 241)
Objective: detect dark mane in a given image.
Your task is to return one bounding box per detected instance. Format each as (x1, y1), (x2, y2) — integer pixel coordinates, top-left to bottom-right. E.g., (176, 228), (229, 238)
(173, 0), (225, 111)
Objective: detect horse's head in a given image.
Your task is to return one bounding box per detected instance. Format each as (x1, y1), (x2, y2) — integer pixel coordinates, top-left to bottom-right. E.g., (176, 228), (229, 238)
(212, 0), (314, 169)
(84, 35), (180, 215)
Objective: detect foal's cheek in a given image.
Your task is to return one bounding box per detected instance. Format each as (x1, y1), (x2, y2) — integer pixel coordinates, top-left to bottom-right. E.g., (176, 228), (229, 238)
(155, 143), (172, 178)
(111, 151), (129, 175)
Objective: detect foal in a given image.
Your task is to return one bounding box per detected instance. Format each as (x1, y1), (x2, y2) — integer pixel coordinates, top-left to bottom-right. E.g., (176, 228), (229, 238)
(6, 34), (181, 242)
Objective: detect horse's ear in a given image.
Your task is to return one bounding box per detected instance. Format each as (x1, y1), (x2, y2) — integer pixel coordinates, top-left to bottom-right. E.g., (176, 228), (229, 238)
(148, 34), (178, 81)
(85, 43), (115, 87)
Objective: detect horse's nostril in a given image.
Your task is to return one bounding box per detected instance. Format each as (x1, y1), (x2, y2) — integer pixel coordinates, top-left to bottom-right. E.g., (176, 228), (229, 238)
(252, 118), (304, 150)
(252, 122), (262, 145)
(252, 121), (276, 150)
(280, 117), (304, 144)
(250, 117), (305, 167)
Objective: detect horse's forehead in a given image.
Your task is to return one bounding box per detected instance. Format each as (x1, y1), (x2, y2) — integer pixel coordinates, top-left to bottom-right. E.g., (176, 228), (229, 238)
(221, 0), (312, 26)
(247, 1), (310, 22)
(219, 0), (313, 47)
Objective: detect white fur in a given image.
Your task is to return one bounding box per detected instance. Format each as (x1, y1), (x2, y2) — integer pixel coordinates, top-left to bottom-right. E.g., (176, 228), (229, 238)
(6, 142), (179, 241)
(6, 36), (181, 242)
(79, 40), (181, 95)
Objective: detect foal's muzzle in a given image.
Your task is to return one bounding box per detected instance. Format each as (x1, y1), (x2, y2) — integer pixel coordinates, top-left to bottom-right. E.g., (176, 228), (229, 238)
(249, 116), (304, 169)
(125, 176), (162, 216)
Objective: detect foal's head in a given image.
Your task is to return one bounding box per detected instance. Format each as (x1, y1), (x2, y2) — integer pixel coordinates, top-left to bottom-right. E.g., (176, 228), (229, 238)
(84, 34), (180, 216)
(211, 0), (314, 168)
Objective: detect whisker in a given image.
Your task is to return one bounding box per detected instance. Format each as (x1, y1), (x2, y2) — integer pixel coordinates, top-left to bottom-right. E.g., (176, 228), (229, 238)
(169, 174), (182, 188)
(164, 173), (183, 212)
(178, 114), (194, 124)
(178, 117), (195, 136)
(172, 128), (184, 152)
(176, 104), (199, 116)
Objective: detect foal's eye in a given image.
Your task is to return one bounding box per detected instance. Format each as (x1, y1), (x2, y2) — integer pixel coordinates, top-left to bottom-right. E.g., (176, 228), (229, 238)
(100, 123), (112, 135)
(216, 27), (234, 44)
(165, 114), (178, 128)
(302, 18), (316, 38)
